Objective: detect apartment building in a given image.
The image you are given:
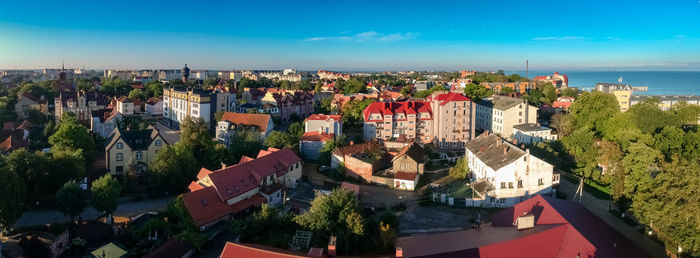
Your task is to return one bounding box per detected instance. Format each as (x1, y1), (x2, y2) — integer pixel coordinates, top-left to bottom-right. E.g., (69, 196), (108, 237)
(300, 114), (342, 160)
(163, 86), (234, 129)
(594, 82), (649, 112)
(512, 123), (558, 144)
(105, 126), (171, 175)
(630, 94), (700, 111)
(475, 95), (537, 139)
(216, 112), (274, 146)
(466, 132), (558, 207)
(426, 92), (475, 149)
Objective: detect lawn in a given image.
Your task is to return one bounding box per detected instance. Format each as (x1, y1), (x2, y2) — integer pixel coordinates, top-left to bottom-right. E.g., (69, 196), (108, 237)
(446, 179), (473, 198)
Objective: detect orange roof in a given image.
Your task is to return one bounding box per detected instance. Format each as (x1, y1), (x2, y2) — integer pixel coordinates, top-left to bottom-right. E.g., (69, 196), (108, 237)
(196, 168), (212, 179)
(300, 132), (334, 142)
(220, 112), (271, 133)
(239, 156), (255, 163)
(220, 242), (306, 258)
(188, 182), (205, 192)
(306, 114), (341, 122)
(181, 187), (236, 227)
(395, 171), (418, 181)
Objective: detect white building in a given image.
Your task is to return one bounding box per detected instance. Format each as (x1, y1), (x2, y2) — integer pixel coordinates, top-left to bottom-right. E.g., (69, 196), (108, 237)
(465, 132), (558, 207)
(512, 123), (558, 144)
(145, 97), (163, 116)
(475, 96), (537, 138)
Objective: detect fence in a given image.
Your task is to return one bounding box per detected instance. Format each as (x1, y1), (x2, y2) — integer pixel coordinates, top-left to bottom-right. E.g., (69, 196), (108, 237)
(432, 193), (497, 208)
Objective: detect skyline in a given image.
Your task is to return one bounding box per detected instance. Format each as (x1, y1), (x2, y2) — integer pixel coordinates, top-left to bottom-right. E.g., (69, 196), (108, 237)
(1, 0), (700, 71)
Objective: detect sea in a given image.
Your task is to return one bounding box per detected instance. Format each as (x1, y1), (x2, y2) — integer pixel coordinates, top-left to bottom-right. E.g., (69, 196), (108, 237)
(506, 71), (700, 96)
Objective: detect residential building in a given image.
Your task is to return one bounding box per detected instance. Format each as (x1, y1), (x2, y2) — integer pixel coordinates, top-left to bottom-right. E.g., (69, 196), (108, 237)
(240, 87), (267, 105)
(55, 90), (108, 123)
(90, 109), (121, 138)
(532, 72), (568, 87)
(216, 112), (274, 146)
(390, 142), (426, 191)
(480, 82), (535, 94)
(260, 89), (314, 124)
(105, 126), (171, 175)
(219, 242), (307, 258)
(300, 114), (342, 160)
(363, 92), (475, 149)
(14, 93), (48, 119)
(414, 80), (434, 91)
(552, 96), (574, 111)
(465, 132), (558, 207)
(630, 94), (700, 111)
(475, 95), (537, 138)
(512, 123), (558, 144)
(0, 121), (32, 153)
(331, 140), (381, 169)
(217, 70), (243, 82)
(145, 97), (163, 115)
(157, 69), (182, 81)
(396, 194), (649, 258)
(162, 86), (214, 129)
(460, 70), (477, 77)
(104, 70), (134, 80)
(184, 148), (302, 231)
(116, 96), (135, 115)
(594, 82), (648, 112)
(317, 70), (350, 80)
(330, 93), (377, 111)
(304, 114), (342, 135)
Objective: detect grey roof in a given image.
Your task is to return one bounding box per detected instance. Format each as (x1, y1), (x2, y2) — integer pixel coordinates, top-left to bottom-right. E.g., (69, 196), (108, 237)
(512, 123), (552, 132)
(465, 133), (525, 170)
(630, 94), (700, 102)
(477, 95), (526, 111)
(105, 126), (164, 151)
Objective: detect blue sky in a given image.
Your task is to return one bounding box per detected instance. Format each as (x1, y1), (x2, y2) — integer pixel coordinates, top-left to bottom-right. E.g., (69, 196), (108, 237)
(1, 0), (699, 71)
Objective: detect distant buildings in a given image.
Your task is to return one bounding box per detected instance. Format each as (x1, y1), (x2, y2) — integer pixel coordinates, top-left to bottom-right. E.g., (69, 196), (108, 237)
(184, 148), (302, 231)
(465, 132), (557, 207)
(363, 91), (475, 149)
(260, 89), (314, 124)
(105, 126), (171, 175)
(414, 80), (435, 91)
(480, 81), (535, 94)
(475, 95), (537, 139)
(90, 109), (120, 138)
(630, 94), (700, 111)
(460, 70), (477, 78)
(216, 112), (274, 146)
(532, 72), (568, 87)
(162, 82), (235, 130)
(317, 70), (350, 80)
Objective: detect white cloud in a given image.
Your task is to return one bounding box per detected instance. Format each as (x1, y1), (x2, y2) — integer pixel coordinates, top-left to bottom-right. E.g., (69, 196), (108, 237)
(531, 36), (585, 41)
(302, 31), (418, 43)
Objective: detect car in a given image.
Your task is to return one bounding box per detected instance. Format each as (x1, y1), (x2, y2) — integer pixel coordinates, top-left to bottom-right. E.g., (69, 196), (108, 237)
(318, 165), (329, 172)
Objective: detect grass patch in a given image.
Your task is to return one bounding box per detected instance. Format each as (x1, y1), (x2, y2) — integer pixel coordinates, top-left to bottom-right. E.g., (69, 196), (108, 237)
(446, 179), (473, 198)
(561, 174), (610, 200)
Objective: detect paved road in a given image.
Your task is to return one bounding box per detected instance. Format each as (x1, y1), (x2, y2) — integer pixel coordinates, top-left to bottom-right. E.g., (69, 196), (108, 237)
(14, 196), (173, 227)
(558, 179), (668, 258)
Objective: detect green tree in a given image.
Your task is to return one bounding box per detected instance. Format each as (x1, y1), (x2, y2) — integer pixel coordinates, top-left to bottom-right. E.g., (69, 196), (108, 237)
(264, 131), (295, 149)
(0, 166), (26, 232)
(145, 81), (164, 98)
(522, 88), (545, 106)
(499, 86), (514, 94)
(414, 85), (446, 98)
(49, 112), (96, 162)
(149, 144), (198, 193)
(175, 230), (208, 251)
(400, 85), (413, 96)
(319, 135), (349, 164)
(56, 180), (86, 222)
(91, 174), (121, 219)
(463, 83), (493, 100)
(4, 149), (52, 196)
(562, 128), (599, 180)
(541, 83), (556, 104)
(128, 88), (146, 100)
(448, 158), (469, 179)
(295, 189), (365, 254)
(569, 91), (620, 135)
(341, 98), (375, 130)
(179, 116), (213, 162)
(561, 87), (578, 98)
(550, 113), (573, 137)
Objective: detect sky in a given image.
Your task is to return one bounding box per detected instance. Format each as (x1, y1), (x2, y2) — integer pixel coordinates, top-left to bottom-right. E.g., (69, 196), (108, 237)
(1, 0), (700, 71)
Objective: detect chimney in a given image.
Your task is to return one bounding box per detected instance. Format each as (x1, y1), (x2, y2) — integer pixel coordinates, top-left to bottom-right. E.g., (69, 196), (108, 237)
(496, 139), (502, 146)
(319, 127), (322, 134)
(512, 139), (517, 145)
(349, 141), (354, 145)
(221, 162), (226, 169)
(395, 247), (404, 257)
(503, 146), (508, 155)
(526, 148), (530, 155)
(485, 131), (489, 136)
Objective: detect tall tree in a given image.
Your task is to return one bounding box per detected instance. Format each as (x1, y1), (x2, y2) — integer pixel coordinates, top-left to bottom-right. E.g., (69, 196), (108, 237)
(128, 88), (146, 100)
(149, 144), (198, 193)
(463, 83), (493, 100)
(179, 116), (213, 162)
(0, 166), (26, 233)
(541, 83), (556, 104)
(91, 174), (121, 220)
(569, 91), (620, 136)
(49, 112), (96, 162)
(56, 180), (86, 222)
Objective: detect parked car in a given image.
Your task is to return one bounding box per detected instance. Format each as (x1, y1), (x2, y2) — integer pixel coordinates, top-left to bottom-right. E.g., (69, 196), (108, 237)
(318, 165), (329, 172)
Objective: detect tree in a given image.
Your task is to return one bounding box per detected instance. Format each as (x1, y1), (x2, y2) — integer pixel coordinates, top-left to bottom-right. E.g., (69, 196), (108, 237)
(414, 85), (446, 99)
(179, 116), (213, 162)
(448, 158), (468, 179)
(550, 113), (573, 137)
(341, 99), (375, 130)
(4, 149), (51, 196)
(128, 88), (145, 101)
(379, 221), (397, 253)
(149, 144), (198, 193)
(175, 230), (208, 251)
(541, 83), (556, 104)
(569, 91), (620, 136)
(295, 189), (365, 254)
(319, 135), (349, 164)
(522, 88), (545, 106)
(145, 81), (165, 98)
(0, 166), (26, 232)
(561, 88), (578, 98)
(264, 131), (295, 149)
(561, 128), (599, 180)
(56, 180), (86, 222)
(463, 83), (493, 100)
(400, 85), (413, 96)
(499, 86), (514, 94)
(49, 112), (96, 161)
(91, 174), (121, 219)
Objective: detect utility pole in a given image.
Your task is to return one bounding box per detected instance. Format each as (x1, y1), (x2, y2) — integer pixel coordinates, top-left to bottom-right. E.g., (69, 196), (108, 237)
(573, 177), (584, 204)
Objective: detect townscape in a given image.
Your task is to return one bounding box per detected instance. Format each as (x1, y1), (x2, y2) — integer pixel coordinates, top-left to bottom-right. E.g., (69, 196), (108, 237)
(1, 1), (700, 258)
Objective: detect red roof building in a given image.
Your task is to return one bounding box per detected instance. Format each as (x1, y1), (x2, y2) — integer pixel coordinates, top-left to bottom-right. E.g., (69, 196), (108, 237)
(553, 96), (575, 110)
(533, 72), (569, 88)
(220, 242), (307, 258)
(396, 195), (649, 257)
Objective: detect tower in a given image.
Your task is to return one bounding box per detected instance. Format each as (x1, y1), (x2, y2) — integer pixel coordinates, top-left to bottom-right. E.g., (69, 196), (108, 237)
(182, 64), (190, 82)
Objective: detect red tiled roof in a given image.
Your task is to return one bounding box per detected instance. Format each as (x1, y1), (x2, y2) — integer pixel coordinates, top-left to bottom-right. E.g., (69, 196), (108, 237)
(188, 182), (205, 192)
(427, 92), (471, 106)
(300, 132), (334, 142)
(306, 114), (341, 122)
(394, 171), (418, 181)
(181, 187), (236, 227)
(363, 101), (432, 121)
(240, 156), (255, 163)
(220, 112), (271, 133)
(196, 168), (212, 180)
(0, 130), (27, 152)
(220, 242), (306, 258)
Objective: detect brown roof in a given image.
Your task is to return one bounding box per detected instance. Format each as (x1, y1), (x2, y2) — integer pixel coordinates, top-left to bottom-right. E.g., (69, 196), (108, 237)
(332, 140), (382, 157)
(0, 130), (27, 153)
(392, 142), (425, 163)
(220, 112), (271, 133)
(394, 171), (418, 181)
(220, 242), (307, 258)
(300, 132), (334, 142)
(465, 133), (526, 170)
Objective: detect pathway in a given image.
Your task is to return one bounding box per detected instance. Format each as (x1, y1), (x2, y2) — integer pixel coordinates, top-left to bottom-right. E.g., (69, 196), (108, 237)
(558, 178), (668, 258)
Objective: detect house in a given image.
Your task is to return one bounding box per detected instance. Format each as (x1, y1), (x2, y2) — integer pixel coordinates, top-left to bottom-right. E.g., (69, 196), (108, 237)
(90, 109), (121, 138)
(216, 112), (274, 146)
(396, 194), (649, 258)
(145, 97), (163, 116)
(512, 123), (558, 144)
(105, 126), (171, 175)
(304, 114), (342, 135)
(389, 142), (427, 191)
(55, 90), (108, 123)
(14, 93), (48, 119)
(465, 132), (558, 207)
(116, 96), (135, 115)
(480, 82), (535, 94)
(331, 140), (381, 169)
(0, 121), (31, 153)
(363, 92), (475, 149)
(475, 95), (538, 139)
(532, 72), (569, 88)
(330, 93), (378, 111)
(260, 89), (314, 124)
(552, 96), (574, 111)
(183, 148), (302, 231)
(414, 81), (434, 91)
(343, 146), (388, 182)
(220, 242), (307, 258)
(299, 132), (334, 161)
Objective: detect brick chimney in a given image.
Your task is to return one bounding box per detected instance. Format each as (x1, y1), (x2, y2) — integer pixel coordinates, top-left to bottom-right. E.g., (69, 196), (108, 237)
(503, 146), (508, 155)
(395, 247), (403, 257)
(221, 162), (226, 169)
(349, 141), (354, 145)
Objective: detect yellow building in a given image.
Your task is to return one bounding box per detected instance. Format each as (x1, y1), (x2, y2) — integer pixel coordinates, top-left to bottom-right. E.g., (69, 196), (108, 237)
(613, 89), (633, 111)
(162, 86), (213, 129)
(105, 126), (171, 175)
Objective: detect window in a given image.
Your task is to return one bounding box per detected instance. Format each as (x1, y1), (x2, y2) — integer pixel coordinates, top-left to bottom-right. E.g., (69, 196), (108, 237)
(508, 182), (514, 189)
(136, 151), (143, 160)
(155, 140), (162, 146)
(116, 142), (123, 149)
(538, 178), (544, 185)
(116, 153), (123, 161)
(116, 166), (123, 173)
(501, 182), (506, 189)
(518, 180), (523, 188)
